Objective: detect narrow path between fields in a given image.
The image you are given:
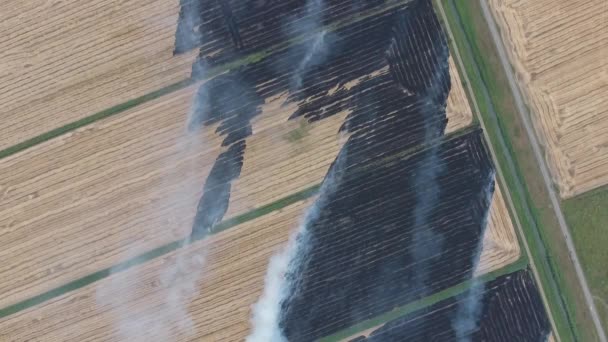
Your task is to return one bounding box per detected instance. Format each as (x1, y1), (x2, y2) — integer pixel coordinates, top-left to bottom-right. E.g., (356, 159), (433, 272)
(479, 2), (606, 340)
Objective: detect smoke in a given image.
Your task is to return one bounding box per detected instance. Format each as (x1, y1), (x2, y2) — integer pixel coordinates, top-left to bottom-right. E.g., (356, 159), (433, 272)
(292, 30), (329, 90)
(94, 96), (210, 340)
(97, 240), (206, 342)
(392, 2), (451, 295)
(287, 0), (335, 91)
(245, 218), (311, 342)
(173, 0), (203, 55)
(95, 6), (212, 340)
(408, 100), (447, 294)
(246, 150), (346, 342)
(451, 171), (495, 341)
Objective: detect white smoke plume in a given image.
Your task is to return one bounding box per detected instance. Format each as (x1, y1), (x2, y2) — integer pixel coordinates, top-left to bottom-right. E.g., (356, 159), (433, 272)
(97, 242), (206, 342)
(292, 29), (329, 90)
(95, 8), (211, 339)
(408, 102), (446, 294)
(246, 150), (346, 342)
(451, 171), (495, 341)
(94, 98), (210, 341)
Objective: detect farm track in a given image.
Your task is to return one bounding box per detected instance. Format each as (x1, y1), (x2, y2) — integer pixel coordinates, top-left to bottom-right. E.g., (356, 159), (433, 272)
(180, 0), (393, 64)
(487, 0), (608, 198)
(482, 1), (607, 340)
(0, 76), (478, 315)
(0, 0), (473, 162)
(0, 0), (199, 151)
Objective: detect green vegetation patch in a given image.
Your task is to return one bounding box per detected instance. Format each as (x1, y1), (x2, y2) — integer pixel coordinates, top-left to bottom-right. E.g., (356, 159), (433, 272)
(563, 186), (608, 327)
(284, 119), (312, 143)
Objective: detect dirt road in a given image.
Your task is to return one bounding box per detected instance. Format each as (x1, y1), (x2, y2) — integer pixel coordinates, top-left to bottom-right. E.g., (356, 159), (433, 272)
(479, 1), (607, 340)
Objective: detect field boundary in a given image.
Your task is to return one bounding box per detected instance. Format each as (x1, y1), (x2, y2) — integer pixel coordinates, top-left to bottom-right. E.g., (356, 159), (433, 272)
(319, 258), (528, 342)
(434, 0), (565, 339)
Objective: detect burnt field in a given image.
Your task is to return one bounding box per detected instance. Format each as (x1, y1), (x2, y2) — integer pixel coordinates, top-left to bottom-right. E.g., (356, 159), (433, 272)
(348, 269), (551, 342)
(187, 0), (453, 237)
(174, 0), (390, 63)
(280, 129), (495, 341)
(182, 2), (502, 339)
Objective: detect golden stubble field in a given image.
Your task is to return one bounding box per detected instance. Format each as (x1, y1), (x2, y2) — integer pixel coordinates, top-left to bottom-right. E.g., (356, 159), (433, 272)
(0, 0), (198, 151)
(488, 0), (608, 198)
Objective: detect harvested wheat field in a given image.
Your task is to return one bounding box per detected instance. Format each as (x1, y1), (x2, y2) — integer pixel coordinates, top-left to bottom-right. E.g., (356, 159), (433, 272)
(476, 183), (521, 276)
(222, 93), (349, 220)
(0, 1), (529, 341)
(0, 0), (198, 151)
(488, 0), (608, 198)
(224, 76), (471, 220)
(445, 56), (473, 132)
(0, 78), (481, 312)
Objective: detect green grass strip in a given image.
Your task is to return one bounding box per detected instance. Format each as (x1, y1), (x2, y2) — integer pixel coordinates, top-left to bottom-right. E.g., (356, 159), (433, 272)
(320, 258), (528, 342)
(0, 183), (321, 318)
(0, 79), (194, 160)
(563, 185), (608, 327)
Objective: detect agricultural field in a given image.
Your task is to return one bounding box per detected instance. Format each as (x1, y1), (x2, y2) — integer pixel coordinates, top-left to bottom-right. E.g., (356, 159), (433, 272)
(563, 187), (608, 326)
(0, 0), (199, 151)
(0, 0), (551, 341)
(487, 0), (608, 198)
(0, 178), (520, 342)
(0, 0), (481, 311)
(342, 269), (551, 341)
(0, 199), (316, 341)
